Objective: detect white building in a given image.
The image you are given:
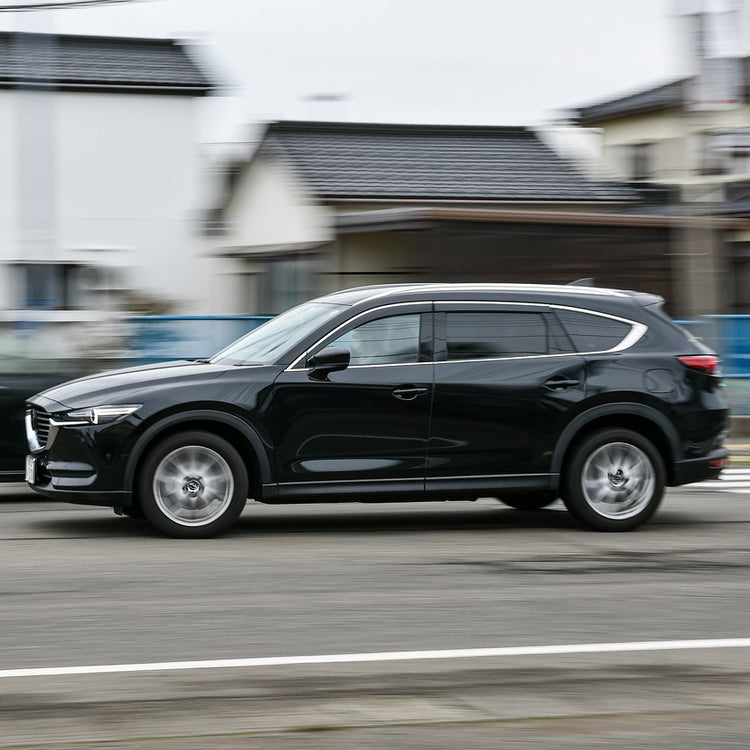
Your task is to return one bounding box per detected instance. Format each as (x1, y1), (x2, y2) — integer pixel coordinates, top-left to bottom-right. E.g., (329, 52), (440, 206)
(0, 31), (215, 318)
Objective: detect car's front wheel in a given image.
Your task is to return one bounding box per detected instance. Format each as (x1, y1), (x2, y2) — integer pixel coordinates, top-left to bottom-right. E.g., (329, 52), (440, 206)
(138, 431), (249, 538)
(562, 428), (665, 531)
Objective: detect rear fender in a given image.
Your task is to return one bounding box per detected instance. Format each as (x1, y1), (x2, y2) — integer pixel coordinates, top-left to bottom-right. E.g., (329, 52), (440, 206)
(551, 403), (681, 477)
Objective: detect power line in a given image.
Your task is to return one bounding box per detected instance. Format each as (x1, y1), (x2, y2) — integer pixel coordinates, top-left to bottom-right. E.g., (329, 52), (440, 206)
(0, 0), (151, 11)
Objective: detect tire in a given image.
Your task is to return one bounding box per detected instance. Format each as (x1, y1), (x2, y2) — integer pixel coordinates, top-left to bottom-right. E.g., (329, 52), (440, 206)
(138, 431), (249, 538)
(562, 428), (665, 532)
(501, 493), (558, 511)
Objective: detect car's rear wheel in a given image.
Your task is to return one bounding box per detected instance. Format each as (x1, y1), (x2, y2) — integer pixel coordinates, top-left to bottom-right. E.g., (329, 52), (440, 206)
(562, 428), (664, 531)
(500, 493), (557, 511)
(138, 431), (249, 538)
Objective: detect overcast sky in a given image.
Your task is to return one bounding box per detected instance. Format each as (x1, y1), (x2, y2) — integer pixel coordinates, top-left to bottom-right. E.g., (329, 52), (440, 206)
(1, 0), (747, 143)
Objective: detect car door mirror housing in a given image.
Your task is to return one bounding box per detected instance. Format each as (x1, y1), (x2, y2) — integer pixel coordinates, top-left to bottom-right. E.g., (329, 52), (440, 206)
(306, 346), (350, 380)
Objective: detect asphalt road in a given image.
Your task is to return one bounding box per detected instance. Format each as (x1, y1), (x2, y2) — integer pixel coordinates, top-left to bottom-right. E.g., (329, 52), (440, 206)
(1, 484), (749, 748)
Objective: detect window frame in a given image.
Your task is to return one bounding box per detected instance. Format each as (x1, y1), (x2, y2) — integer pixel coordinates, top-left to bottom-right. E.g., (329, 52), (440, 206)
(288, 300), (647, 371)
(433, 302), (646, 363)
(288, 302), (433, 371)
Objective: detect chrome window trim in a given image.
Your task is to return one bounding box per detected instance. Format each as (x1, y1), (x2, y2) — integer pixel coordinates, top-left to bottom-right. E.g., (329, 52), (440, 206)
(287, 302), (430, 371)
(288, 299), (648, 371)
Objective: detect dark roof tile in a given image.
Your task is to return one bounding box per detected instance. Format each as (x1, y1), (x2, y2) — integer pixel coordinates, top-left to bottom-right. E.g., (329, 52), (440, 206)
(576, 58), (750, 124)
(0, 31), (212, 94)
(264, 121), (635, 202)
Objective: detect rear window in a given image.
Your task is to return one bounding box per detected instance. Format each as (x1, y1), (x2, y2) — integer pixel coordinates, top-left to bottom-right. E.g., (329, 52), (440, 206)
(555, 310), (633, 353)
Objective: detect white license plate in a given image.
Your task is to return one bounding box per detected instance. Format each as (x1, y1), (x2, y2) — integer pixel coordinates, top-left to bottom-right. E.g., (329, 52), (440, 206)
(25, 455), (36, 484)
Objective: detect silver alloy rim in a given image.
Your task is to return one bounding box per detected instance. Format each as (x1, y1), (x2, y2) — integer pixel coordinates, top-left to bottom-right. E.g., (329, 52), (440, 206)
(152, 445), (234, 527)
(581, 441), (655, 520)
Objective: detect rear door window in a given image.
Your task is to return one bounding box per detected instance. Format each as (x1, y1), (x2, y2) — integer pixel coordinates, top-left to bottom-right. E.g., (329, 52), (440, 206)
(442, 310), (571, 360)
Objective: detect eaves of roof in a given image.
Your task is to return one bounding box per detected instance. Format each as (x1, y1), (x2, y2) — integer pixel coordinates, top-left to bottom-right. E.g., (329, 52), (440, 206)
(576, 79), (686, 125)
(334, 206), (749, 233)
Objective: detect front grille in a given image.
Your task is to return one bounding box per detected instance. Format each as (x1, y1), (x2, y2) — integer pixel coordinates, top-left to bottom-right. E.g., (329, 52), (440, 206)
(31, 408), (51, 449)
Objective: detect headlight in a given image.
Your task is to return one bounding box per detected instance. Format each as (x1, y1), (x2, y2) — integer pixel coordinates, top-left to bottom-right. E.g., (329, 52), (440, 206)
(52, 404), (142, 426)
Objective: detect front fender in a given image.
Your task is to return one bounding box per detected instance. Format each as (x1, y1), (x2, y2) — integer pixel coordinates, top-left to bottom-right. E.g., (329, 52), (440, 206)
(123, 409), (272, 492)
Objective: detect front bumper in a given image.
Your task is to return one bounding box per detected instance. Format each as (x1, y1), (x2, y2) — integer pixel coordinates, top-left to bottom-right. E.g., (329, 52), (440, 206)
(25, 398), (138, 509)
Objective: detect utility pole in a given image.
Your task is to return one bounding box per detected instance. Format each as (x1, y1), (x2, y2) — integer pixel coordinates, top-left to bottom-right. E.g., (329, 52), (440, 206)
(674, 0), (744, 320)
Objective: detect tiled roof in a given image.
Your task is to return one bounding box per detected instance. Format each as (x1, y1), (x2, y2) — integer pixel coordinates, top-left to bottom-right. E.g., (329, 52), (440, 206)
(576, 80), (686, 125)
(0, 31), (212, 94)
(262, 121), (636, 202)
(576, 58), (750, 124)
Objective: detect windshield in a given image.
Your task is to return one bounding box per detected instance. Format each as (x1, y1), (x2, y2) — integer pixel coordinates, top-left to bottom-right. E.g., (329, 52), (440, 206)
(210, 301), (346, 365)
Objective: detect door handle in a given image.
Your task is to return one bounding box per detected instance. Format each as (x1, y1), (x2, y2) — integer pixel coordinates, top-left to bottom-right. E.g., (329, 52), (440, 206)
(544, 375), (580, 392)
(392, 386), (429, 401)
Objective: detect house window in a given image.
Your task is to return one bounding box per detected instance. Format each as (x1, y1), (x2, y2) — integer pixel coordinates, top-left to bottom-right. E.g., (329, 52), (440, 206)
(698, 129), (750, 177)
(17, 263), (80, 309)
(257, 255), (322, 315)
(697, 131), (728, 176)
(731, 253), (750, 312)
(630, 142), (654, 181)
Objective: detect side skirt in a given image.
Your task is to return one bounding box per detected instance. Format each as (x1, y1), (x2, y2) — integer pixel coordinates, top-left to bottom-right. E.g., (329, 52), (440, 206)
(261, 474), (558, 503)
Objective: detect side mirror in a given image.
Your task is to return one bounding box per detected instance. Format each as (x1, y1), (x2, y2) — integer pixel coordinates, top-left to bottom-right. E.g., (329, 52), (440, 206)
(306, 346), (350, 380)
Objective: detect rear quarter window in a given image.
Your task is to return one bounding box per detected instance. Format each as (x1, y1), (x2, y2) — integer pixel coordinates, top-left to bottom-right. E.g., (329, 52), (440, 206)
(555, 309), (634, 353)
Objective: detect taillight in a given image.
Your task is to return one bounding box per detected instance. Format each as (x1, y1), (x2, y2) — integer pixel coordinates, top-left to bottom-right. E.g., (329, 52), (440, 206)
(677, 355), (721, 375)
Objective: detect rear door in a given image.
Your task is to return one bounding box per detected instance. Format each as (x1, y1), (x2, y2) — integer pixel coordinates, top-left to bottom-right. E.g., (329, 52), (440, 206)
(426, 302), (587, 495)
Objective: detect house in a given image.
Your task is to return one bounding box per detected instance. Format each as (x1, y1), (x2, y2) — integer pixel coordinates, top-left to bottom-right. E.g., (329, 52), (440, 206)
(208, 120), (730, 316)
(0, 31), (215, 320)
(574, 63), (750, 314)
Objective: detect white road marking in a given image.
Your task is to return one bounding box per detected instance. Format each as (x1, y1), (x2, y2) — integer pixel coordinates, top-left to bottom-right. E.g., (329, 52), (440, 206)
(3, 639), (750, 679)
(686, 468), (750, 493)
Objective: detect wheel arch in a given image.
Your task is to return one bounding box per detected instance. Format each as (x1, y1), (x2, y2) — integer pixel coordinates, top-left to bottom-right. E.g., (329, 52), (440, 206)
(124, 410), (272, 506)
(551, 404), (680, 487)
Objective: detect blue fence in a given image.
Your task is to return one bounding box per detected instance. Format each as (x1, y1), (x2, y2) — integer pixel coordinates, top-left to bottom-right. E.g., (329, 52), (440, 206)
(5, 313), (750, 412)
(676, 316), (750, 379)
(133, 314), (750, 376)
(130, 315), (272, 364)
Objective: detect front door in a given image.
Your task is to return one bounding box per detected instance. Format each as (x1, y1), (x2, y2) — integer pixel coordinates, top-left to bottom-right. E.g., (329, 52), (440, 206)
(271, 304), (433, 499)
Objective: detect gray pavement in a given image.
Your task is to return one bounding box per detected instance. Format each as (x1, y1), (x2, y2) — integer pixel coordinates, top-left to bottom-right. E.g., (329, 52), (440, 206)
(0, 487), (749, 747)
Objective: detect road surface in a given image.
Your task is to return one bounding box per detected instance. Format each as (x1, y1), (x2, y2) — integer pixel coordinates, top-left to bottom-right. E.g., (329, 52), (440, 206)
(0, 479), (749, 748)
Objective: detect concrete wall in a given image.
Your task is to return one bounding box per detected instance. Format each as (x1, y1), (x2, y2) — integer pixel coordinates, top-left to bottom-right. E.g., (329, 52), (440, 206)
(594, 104), (750, 185)
(222, 149), (332, 251)
(0, 88), (214, 313)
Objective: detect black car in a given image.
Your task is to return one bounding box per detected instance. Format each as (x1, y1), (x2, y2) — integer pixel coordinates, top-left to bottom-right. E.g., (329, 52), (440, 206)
(25, 283), (729, 537)
(0, 359), (84, 483)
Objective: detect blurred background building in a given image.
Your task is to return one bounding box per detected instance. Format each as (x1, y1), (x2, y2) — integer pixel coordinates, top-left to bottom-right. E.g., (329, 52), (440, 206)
(1, 2), (749, 377)
(207, 120), (699, 316)
(0, 31), (214, 319)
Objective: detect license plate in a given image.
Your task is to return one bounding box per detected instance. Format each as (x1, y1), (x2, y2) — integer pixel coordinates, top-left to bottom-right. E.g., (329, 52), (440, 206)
(25, 455), (36, 484)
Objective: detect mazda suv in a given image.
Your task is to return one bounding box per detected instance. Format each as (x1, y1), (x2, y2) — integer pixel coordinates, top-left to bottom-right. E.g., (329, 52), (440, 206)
(25, 283), (729, 537)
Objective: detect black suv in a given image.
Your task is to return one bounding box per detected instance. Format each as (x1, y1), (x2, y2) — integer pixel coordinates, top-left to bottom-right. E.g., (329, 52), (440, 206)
(25, 283), (728, 537)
